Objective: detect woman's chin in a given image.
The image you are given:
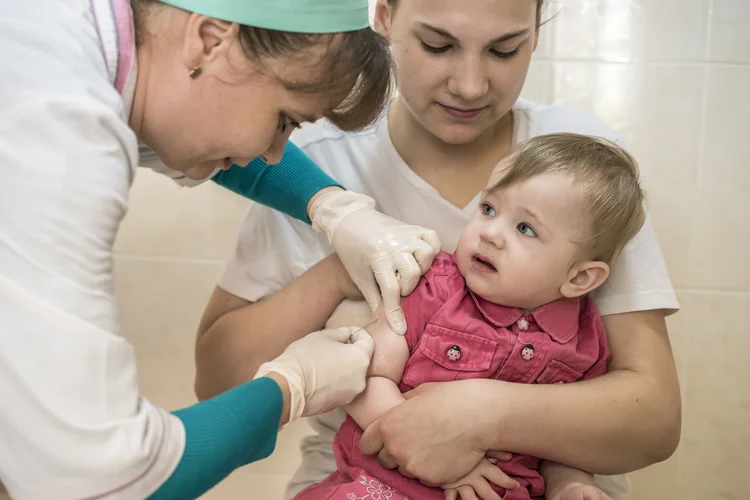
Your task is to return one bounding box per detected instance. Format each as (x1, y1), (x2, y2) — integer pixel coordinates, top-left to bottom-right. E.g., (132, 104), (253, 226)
(428, 120), (493, 146)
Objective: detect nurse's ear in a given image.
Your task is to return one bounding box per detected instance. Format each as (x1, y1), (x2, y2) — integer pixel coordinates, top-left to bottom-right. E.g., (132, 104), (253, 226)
(372, 0), (394, 42)
(182, 14), (240, 75)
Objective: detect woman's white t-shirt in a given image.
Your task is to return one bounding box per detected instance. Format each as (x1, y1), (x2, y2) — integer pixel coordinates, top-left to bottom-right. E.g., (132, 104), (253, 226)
(219, 99), (679, 500)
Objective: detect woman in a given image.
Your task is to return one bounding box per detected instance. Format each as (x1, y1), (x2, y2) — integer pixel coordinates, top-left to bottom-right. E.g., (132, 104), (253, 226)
(196, 0), (682, 499)
(0, 0), (441, 498)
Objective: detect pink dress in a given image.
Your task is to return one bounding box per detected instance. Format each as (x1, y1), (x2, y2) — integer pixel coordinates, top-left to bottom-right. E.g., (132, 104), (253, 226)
(296, 252), (611, 500)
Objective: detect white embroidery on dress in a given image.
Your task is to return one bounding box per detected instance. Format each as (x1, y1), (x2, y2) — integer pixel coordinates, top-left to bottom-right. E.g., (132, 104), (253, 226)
(344, 475), (410, 500)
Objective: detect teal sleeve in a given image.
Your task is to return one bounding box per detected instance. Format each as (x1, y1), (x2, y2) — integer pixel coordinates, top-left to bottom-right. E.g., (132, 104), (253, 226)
(212, 141), (343, 224)
(149, 377), (283, 500)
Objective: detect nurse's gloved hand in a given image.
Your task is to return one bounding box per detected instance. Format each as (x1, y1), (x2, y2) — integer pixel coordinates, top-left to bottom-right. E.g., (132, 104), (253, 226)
(254, 327), (375, 425)
(310, 190), (441, 335)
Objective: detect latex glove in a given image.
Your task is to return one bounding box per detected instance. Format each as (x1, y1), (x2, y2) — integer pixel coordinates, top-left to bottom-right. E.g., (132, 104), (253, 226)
(254, 327), (374, 425)
(311, 190), (441, 334)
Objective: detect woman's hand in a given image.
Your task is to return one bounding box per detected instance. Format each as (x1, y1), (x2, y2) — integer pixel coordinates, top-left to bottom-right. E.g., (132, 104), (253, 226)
(310, 190), (441, 334)
(358, 380), (492, 485)
(254, 327), (375, 424)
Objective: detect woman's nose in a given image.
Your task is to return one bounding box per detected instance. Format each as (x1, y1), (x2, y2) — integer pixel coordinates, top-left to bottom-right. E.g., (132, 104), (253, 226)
(447, 56), (489, 103)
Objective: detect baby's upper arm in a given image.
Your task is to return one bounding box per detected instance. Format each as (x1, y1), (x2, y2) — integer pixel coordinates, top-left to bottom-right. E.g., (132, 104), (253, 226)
(365, 307), (410, 384)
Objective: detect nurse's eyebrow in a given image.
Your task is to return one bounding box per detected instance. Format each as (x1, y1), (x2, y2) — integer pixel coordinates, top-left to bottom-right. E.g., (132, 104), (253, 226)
(417, 22), (530, 45)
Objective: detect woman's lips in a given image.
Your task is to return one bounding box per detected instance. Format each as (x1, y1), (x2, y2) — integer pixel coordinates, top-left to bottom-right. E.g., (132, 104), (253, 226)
(439, 103), (487, 119)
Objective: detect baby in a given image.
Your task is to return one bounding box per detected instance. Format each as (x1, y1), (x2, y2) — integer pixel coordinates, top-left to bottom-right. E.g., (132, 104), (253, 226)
(296, 133), (645, 500)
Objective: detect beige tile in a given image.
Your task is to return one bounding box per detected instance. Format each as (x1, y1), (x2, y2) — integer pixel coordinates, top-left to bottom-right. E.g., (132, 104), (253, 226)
(245, 418), (315, 476)
(201, 472), (290, 500)
(521, 61), (553, 104)
(549, 0), (709, 62)
(116, 256), (315, 496)
(691, 67), (750, 292)
(552, 63), (704, 287)
(709, 0), (750, 63)
(535, 4), (555, 59)
(114, 168), (252, 261)
(629, 450), (682, 500)
(679, 292), (750, 498)
(114, 257), (225, 410)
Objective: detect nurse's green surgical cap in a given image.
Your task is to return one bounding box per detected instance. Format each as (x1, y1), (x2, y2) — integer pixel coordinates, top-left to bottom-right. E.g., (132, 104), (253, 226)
(159, 0), (370, 33)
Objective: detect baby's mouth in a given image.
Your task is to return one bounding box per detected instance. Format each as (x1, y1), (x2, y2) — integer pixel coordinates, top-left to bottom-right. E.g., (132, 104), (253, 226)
(472, 256), (497, 272)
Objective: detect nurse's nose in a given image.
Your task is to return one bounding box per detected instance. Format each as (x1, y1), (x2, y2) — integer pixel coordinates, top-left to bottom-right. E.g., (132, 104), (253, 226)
(261, 126), (295, 165)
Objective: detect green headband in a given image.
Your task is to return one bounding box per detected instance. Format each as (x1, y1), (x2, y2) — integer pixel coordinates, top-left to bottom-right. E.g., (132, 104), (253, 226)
(159, 0), (370, 33)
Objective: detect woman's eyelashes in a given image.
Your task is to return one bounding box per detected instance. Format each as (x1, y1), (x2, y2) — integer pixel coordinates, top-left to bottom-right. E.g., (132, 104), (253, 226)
(278, 114), (301, 132)
(420, 41), (520, 59)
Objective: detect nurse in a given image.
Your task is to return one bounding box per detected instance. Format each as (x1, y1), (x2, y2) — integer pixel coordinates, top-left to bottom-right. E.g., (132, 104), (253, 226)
(0, 0), (439, 498)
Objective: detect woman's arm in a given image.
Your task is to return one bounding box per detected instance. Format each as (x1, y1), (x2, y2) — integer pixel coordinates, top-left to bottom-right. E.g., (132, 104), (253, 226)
(194, 253), (361, 399)
(481, 309), (681, 471)
(151, 376), (287, 499)
(158, 320), (376, 500)
(360, 310), (681, 482)
(212, 141), (342, 223)
(212, 144), (440, 336)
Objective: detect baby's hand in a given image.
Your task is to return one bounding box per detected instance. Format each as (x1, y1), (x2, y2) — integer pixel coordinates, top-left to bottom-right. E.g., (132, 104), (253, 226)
(556, 484), (613, 500)
(442, 458), (519, 500)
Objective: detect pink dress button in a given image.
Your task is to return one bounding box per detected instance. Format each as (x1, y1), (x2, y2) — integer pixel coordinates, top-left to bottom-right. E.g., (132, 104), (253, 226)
(521, 344), (535, 361)
(517, 318), (529, 330)
(447, 345), (461, 361)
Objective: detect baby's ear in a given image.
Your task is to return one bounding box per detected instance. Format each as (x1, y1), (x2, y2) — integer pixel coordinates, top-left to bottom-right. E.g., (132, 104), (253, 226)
(560, 261), (610, 298)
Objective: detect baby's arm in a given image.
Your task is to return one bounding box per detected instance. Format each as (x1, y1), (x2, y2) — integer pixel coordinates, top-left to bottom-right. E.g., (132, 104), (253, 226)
(540, 461), (611, 500)
(345, 307), (410, 429)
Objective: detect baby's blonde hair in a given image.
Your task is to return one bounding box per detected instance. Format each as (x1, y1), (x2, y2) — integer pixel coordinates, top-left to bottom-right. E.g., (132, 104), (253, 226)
(490, 133), (645, 265)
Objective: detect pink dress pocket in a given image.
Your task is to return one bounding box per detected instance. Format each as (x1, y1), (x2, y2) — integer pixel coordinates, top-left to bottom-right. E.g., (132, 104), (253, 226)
(402, 324), (498, 387)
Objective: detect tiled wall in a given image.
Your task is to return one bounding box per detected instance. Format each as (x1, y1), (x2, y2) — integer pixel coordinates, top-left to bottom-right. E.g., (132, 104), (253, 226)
(110, 1), (750, 499)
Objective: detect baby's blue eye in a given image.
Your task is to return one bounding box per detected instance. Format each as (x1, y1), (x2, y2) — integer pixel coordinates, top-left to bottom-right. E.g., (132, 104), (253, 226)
(481, 203), (496, 217)
(517, 222), (537, 237)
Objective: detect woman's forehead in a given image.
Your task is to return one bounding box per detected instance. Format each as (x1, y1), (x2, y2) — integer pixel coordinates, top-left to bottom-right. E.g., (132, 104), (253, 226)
(399, 0), (537, 35)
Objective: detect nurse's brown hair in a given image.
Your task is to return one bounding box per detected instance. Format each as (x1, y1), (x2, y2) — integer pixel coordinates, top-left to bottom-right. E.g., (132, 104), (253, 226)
(132, 0), (393, 132)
